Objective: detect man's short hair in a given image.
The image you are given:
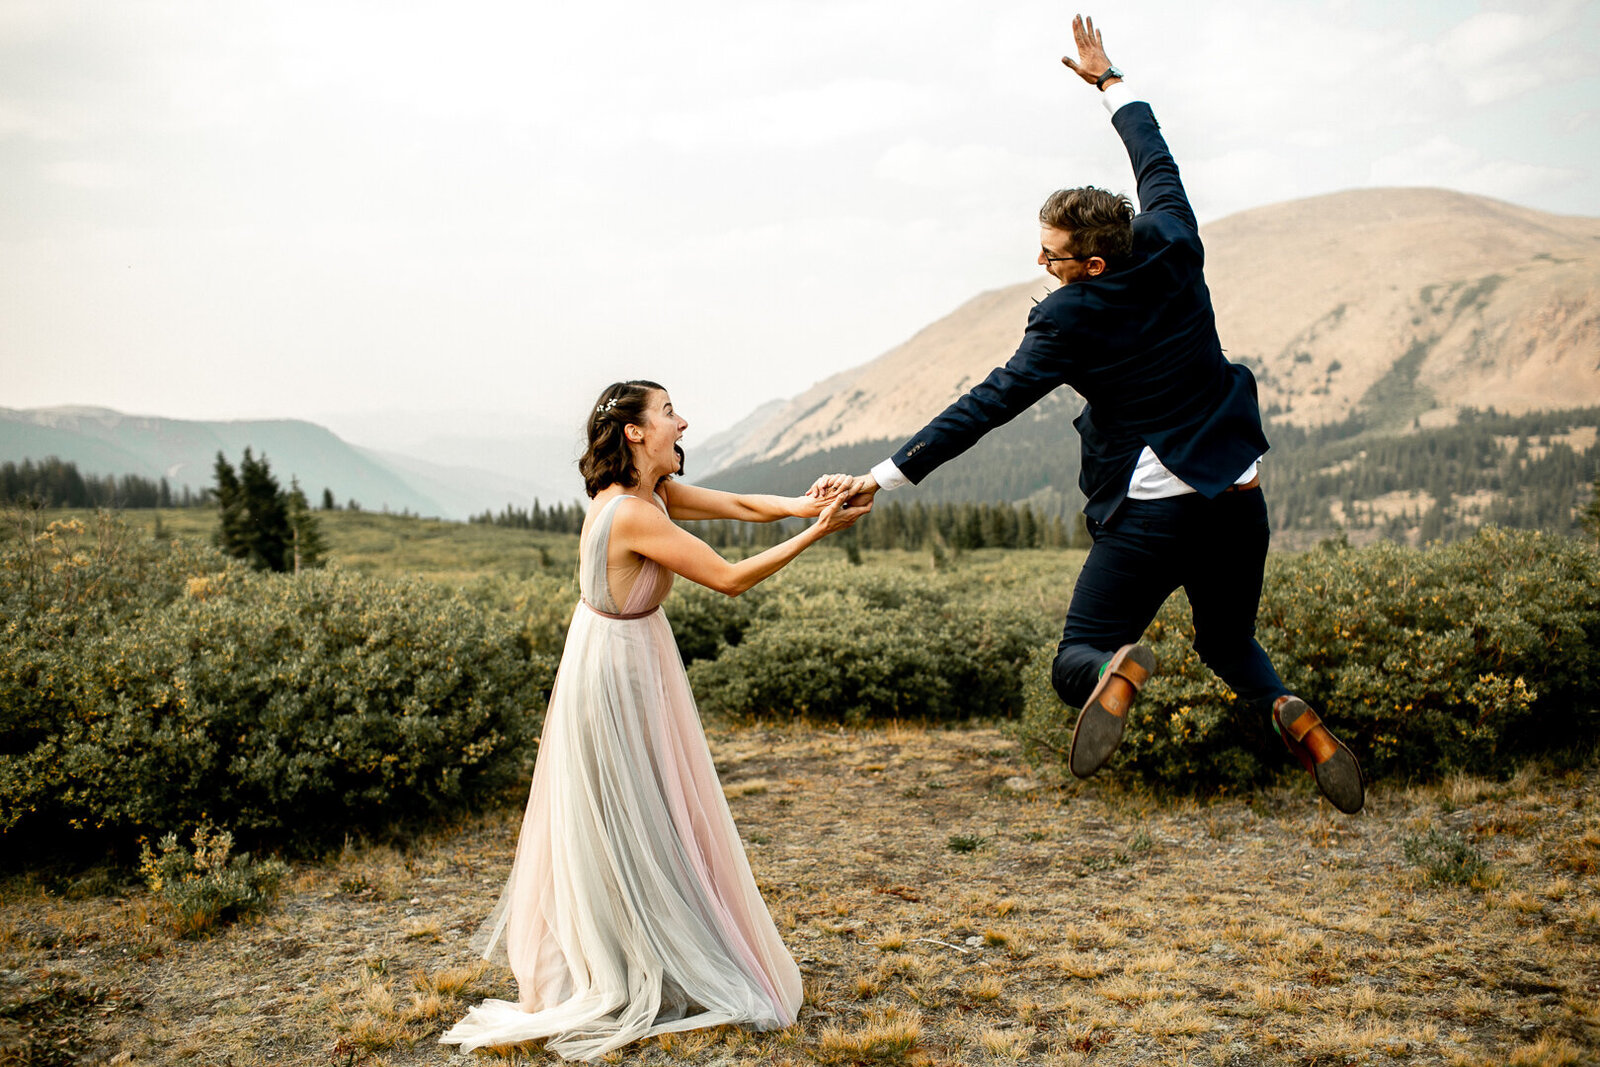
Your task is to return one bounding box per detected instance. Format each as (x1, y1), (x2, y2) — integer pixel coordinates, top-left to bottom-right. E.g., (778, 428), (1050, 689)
(1039, 186), (1135, 262)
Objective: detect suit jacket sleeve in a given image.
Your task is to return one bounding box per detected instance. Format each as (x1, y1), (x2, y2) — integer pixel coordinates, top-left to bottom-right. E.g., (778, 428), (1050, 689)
(1111, 102), (1197, 234)
(888, 100), (1194, 491)
(890, 303), (1067, 485)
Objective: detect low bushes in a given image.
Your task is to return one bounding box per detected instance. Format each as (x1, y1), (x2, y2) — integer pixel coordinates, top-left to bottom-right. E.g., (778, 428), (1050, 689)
(7, 512), (1592, 850)
(666, 580), (772, 665)
(0, 515), (550, 853)
(687, 564), (1046, 724)
(1019, 528), (1600, 790)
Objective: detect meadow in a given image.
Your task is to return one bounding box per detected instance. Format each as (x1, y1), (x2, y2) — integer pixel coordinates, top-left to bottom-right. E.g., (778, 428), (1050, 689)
(95, 506), (584, 584)
(2, 508), (1597, 1066)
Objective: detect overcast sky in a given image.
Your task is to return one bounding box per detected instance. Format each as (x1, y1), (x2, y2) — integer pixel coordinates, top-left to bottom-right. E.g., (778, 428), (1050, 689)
(4, 0), (1597, 445)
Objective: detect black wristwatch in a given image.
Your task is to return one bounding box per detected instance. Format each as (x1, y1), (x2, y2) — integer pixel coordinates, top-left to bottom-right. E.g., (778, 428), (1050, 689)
(1095, 66), (1124, 90)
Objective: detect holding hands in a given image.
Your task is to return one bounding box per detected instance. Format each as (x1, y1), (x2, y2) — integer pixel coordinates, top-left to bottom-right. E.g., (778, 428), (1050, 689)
(807, 472), (879, 510)
(802, 473), (874, 534)
(811, 484), (871, 536)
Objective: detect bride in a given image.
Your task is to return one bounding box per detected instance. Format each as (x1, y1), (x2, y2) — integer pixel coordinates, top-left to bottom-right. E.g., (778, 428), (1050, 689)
(441, 380), (867, 1060)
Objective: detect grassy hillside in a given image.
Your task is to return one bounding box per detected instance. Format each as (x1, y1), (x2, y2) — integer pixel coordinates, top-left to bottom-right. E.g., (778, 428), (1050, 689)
(6, 507), (581, 585)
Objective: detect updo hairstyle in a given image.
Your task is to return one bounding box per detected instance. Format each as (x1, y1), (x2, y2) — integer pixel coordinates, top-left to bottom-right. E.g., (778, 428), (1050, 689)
(579, 380), (669, 498)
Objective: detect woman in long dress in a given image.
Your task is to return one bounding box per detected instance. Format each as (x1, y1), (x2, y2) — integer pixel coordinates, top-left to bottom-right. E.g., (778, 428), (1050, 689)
(441, 380), (866, 1060)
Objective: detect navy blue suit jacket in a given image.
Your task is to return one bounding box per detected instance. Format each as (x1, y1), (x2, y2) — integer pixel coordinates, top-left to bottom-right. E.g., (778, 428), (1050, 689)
(890, 101), (1269, 524)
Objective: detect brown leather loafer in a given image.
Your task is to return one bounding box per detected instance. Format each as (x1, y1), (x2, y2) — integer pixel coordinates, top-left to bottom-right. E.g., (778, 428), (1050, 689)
(1273, 696), (1364, 814)
(1069, 644), (1156, 779)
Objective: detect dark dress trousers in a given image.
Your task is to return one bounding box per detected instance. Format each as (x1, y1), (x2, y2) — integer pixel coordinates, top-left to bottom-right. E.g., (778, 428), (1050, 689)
(889, 100), (1289, 711)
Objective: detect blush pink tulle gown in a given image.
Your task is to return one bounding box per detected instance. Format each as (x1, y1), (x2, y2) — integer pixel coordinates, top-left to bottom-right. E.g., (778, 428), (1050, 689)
(440, 494), (802, 1060)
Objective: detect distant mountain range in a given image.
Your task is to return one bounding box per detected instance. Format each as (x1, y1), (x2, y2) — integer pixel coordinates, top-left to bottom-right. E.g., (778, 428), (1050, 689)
(697, 188), (1600, 528)
(10, 188), (1595, 534)
(0, 406), (581, 520)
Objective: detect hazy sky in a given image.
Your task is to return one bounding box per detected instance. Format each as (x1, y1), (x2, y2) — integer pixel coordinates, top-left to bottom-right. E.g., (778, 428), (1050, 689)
(4, 0), (1597, 444)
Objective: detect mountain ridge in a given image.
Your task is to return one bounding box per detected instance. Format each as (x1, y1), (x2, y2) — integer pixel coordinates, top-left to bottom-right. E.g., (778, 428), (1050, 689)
(699, 187), (1600, 478)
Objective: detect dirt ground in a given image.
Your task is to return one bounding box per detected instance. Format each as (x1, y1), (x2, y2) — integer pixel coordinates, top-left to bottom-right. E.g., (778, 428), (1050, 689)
(4, 722), (1598, 1067)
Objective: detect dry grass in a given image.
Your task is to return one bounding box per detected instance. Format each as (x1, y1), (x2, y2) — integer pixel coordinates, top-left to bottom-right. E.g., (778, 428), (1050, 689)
(5, 725), (1600, 1065)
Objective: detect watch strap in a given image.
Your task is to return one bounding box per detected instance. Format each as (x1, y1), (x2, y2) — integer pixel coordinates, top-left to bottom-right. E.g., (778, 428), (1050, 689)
(1095, 66), (1123, 90)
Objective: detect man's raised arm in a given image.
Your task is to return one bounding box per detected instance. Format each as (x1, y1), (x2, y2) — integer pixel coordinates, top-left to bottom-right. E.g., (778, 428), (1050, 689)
(1067, 14), (1196, 231)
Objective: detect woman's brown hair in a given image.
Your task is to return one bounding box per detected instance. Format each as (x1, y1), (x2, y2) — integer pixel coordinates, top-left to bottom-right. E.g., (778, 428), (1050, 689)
(579, 380), (669, 498)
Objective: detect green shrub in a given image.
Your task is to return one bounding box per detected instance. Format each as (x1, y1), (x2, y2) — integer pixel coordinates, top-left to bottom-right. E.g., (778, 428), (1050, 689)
(138, 823), (290, 935)
(1020, 528), (1600, 790)
(458, 570), (581, 658)
(1261, 529), (1599, 776)
(0, 514), (550, 852)
(946, 833), (986, 854)
(687, 565), (1042, 724)
(665, 580), (771, 665)
(1402, 829), (1494, 889)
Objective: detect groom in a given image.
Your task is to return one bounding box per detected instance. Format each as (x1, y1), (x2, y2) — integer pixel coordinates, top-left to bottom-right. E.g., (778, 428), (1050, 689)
(838, 14), (1363, 813)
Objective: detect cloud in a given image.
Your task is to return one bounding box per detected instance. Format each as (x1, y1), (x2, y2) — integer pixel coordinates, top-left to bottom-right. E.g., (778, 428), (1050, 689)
(43, 158), (137, 190)
(1182, 148), (1309, 223)
(1368, 134), (1581, 202)
(649, 78), (934, 152)
(0, 99), (67, 140)
(1406, 1), (1595, 109)
(1560, 108), (1600, 134)
(3, 0), (1598, 437)
(873, 139), (1033, 192)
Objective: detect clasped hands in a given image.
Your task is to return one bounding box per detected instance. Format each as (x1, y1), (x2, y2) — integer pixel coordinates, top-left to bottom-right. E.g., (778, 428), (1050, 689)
(805, 473), (879, 511)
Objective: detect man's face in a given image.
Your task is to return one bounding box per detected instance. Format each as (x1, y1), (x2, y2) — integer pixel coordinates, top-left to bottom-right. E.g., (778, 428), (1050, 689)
(1038, 224), (1103, 287)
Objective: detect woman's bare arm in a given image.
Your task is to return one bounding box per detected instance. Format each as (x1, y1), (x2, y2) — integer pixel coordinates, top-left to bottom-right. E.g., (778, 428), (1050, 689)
(658, 478), (833, 522)
(612, 492), (867, 597)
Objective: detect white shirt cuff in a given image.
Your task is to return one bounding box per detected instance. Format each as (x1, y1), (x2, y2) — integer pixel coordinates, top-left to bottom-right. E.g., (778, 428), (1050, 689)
(1100, 80), (1140, 116)
(870, 458), (909, 491)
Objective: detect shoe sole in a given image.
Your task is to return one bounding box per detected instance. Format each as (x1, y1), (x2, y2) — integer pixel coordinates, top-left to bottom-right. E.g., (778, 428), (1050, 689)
(1276, 697), (1365, 814)
(1069, 644), (1156, 779)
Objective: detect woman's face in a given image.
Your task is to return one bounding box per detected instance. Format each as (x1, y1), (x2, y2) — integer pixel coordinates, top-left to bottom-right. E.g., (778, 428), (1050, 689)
(628, 390), (687, 477)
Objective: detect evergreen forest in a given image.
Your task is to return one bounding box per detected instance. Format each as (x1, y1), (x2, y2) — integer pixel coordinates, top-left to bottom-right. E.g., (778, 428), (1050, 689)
(699, 403), (1600, 548)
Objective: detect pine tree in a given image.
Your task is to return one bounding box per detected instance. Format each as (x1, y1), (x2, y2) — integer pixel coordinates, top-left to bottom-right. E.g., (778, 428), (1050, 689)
(1582, 475), (1600, 545)
(238, 450), (292, 571)
(213, 452), (247, 558)
(213, 449), (299, 572)
(286, 479), (329, 572)
(1017, 504), (1038, 549)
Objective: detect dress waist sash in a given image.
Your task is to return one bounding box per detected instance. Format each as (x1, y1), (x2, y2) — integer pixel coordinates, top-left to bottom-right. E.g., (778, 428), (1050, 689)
(580, 598), (660, 621)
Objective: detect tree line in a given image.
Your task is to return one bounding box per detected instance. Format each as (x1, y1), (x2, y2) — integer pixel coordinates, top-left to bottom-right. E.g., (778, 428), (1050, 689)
(1, 457), (358, 516)
(686, 499), (1087, 552)
(469, 496), (1088, 552)
(468, 500), (585, 533)
(1264, 405), (1600, 540)
(13, 400), (1594, 557)
(1, 458), (209, 509)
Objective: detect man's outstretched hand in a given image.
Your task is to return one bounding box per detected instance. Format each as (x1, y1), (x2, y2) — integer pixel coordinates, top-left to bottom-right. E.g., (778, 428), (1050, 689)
(842, 474), (878, 509)
(1061, 13), (1119, 88)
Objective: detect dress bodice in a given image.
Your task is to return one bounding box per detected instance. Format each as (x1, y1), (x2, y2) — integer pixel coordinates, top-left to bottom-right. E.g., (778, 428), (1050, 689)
(581, 493), (675, 616)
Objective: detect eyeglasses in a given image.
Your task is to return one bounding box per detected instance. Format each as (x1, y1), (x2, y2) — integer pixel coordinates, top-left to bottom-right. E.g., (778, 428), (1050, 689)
(1042, 252), (1089, 263)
